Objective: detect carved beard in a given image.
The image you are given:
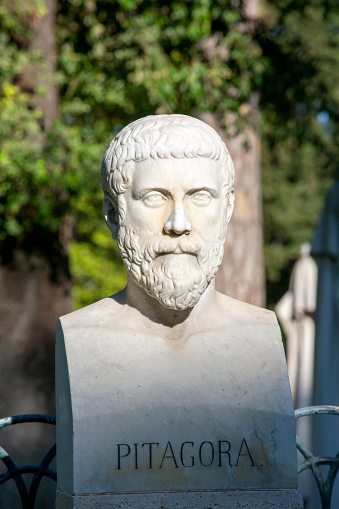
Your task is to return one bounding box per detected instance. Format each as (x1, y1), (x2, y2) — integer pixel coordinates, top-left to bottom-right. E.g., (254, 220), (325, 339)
(117, 225), (225, 310)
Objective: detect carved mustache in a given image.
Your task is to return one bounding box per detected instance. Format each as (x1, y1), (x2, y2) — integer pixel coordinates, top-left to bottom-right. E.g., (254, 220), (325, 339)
(144, 237), (206, 262)
(118, 227), (209, 267)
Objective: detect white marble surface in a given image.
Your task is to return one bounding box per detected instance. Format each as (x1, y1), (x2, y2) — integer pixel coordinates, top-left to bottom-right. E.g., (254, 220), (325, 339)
(56, 294), (297, 496)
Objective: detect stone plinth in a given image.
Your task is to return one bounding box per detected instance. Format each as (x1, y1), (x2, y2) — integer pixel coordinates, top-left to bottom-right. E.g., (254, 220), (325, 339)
(56, 489), (303, 508)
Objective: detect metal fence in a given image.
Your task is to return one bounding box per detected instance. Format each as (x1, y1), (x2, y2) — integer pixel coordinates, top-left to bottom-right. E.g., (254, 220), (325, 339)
(1, 406), (339, 508)
(295, 405), (339, 509)
(0, 415), (56, 509)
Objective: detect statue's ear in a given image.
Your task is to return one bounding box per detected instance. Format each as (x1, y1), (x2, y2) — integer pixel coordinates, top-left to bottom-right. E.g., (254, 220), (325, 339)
(226, 188), (235, 224)
(103, 196), (119, 241)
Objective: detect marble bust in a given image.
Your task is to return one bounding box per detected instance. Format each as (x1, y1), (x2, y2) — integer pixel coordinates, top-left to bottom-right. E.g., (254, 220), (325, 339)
(101, 114), (235, 331)
(55, 115), (302, 508)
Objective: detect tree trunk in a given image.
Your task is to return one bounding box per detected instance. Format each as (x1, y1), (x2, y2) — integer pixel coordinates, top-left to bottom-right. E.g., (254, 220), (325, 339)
(30, 0), (59, 128)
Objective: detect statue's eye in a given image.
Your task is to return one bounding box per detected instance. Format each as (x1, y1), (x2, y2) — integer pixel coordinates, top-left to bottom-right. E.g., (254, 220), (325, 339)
(191, 191), (211, 204)
(143, 192), (167, 206)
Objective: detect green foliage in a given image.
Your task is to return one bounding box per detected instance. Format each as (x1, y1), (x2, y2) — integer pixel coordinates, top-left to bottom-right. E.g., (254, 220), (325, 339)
(56, 0), (264, 129)
(70, 231), (126, 309)
(0, 84), (103, 249)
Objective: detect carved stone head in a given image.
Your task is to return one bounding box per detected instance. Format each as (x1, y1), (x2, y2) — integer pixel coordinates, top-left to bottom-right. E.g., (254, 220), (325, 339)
(101, 114), (235, 310)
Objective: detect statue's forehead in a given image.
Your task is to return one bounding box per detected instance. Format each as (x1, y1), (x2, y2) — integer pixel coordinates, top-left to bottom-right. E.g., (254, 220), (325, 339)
(130, 157), (222, 192)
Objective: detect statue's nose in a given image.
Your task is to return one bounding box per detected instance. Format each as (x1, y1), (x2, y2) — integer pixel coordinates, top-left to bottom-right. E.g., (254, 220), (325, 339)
(164, 206), (192, 235)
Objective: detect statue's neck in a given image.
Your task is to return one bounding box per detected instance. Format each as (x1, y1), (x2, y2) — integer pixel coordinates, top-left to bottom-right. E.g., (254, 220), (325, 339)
(116, 273), (217, 330)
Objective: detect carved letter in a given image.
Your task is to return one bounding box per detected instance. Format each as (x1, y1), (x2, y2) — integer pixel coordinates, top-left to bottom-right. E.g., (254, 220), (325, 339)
(117, 444), (131, 470)
(235, 439), (255, 467)
(142, 442), (160, 469)
(134, 443), (139, 469)
(160, 441), (179, 469)
(218, 440), (232, 467)
(180, 442), (194, 468)
(199, 441), (215, 467)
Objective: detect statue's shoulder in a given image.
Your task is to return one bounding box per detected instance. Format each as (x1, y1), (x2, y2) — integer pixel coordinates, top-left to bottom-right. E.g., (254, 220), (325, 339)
(58, 295), (125, 331)
(216, 292), (278, 327)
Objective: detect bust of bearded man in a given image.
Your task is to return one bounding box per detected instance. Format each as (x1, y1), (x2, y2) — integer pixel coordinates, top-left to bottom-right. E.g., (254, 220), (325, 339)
(55, 115), (302, 509)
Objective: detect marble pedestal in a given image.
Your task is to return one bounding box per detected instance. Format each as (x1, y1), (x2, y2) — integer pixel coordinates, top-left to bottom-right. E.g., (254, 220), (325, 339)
(55, 297), (302, 508)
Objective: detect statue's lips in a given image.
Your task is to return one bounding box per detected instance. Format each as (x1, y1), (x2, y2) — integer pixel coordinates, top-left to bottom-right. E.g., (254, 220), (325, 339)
(153, 251), (199, 266)
(154, 247), (198, 257)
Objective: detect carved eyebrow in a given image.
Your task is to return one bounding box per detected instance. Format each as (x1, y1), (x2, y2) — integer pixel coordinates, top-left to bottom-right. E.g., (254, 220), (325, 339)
(132, 187), (171, 200)
(188, 187), (219, 198)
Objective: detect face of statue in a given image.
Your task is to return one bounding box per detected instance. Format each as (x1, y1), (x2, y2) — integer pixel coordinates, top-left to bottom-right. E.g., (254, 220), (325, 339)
(112, 157), (233, 310)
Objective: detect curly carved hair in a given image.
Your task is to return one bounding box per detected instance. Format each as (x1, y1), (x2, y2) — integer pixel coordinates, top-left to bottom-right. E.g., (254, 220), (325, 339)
(101, 114), (235, 205)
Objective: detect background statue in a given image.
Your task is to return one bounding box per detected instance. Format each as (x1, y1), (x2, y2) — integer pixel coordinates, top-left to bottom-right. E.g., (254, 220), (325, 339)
(275, 242), (318, 418)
